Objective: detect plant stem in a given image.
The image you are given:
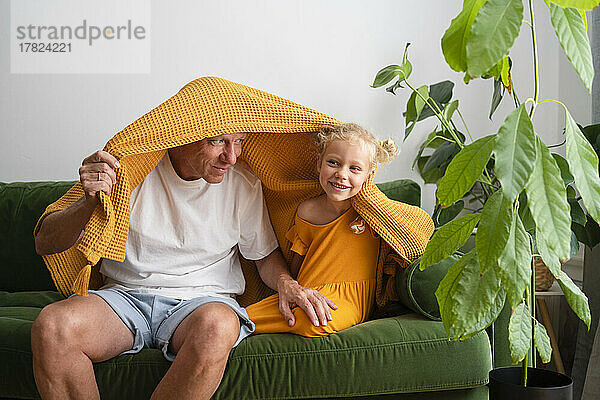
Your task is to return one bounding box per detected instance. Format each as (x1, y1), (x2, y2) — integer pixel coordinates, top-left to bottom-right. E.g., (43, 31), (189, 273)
(456, 108), (474, 142)
(547, 140), (566, 149)
(538, 98), (568, 111)
(404, 80), (465, 148)
(528, 0), (540, 118)
(524, 280), (532, 387)
(522, 355), (528, 386)
(531, 254), (536, 369)
(512, 87), (522, 107)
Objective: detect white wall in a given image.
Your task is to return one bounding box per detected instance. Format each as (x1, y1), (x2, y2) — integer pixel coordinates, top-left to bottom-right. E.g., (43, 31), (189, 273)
(0, 0), (593, 214)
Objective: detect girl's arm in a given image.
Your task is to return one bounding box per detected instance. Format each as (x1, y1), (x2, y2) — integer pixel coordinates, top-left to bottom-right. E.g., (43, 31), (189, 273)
(289, 252), (305, 279)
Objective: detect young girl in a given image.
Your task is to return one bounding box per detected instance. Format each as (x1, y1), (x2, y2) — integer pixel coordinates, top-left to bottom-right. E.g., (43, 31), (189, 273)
(246, 123), (398, 337)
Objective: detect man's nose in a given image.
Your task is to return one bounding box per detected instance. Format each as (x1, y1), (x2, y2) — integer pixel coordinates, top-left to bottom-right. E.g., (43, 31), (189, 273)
(221, 143), (237, 165)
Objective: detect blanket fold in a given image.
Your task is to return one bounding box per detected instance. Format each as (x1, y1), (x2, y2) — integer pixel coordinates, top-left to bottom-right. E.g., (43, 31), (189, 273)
(36, 77), (434, 307)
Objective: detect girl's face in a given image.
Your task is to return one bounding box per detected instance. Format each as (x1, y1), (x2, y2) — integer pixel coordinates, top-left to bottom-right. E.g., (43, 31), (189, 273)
(317, 139), (374, 203)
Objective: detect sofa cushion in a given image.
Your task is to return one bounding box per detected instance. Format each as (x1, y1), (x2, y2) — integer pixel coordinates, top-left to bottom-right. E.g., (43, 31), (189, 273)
(395, 254), (460, 320)
(0, 301), (491, 400)
(0, 181), (77, 292)
(0, 291), (63, 308)
(376, 179), (421, 206)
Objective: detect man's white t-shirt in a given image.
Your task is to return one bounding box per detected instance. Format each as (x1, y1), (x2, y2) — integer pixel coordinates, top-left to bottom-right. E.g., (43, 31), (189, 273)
(100, 154), (279, 300)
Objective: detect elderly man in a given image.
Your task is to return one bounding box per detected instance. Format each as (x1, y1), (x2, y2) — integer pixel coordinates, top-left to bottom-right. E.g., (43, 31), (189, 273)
(32, 133), (337, 400)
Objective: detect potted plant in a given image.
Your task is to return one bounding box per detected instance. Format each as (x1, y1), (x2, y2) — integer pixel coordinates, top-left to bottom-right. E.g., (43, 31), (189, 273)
(372, 0), (599, 398)
(405, 76), (598, 290)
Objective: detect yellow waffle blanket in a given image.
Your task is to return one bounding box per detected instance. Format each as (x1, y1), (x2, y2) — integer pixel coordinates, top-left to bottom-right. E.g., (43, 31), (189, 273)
(35, 77), (434, 308)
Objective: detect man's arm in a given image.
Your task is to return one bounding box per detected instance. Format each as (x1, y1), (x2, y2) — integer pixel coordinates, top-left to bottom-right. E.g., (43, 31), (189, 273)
(289, 252), (303, 279)
(35, 151), (119, 256)
(254, 248), (337, 328)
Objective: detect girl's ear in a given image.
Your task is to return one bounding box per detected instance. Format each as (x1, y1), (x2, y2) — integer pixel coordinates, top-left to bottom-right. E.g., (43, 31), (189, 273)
(316, 156), (322, 174)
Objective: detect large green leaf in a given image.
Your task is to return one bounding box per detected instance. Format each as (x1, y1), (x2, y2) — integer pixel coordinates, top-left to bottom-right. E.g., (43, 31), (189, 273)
(509, 302), (532, 364)
(404, 85), (430, 138)
(466, 0), (524, 77)
(419, 81), (455, 121)
(581, 123), (600, 152)
(547, 2), (594, 92)
(553, 153), (575, 186)
(546, 0), (600, 10)
(414, 128), (466, 168)
(534, 320), (553, 363)
(518, 191), (536, 232)
(565, 111), (600, 223)
(476, 190), (512, 273)
(572, 216), (600, 248)
(372, 59), (413, 88)
(442, 0), (488, 73)
(418, 156), (447, 184)
(569, 197), (587, 226)
(444, 100), (460, 122)
(422, 141), (461, 174)
(421, 213), (481, 270)
(435, 200), (465, 227)
(415, 86), (429, 118)
(526, 137), (571, 261)
(494, 104), (536, 203)
(436, 249), (505, 339)
(489, 78), (504, 119)
(570, 231), (580, 258)
(500, 56), (512, 88)
(372, 65), (401, 88)
(535, 225), (563, 276)
(498, 212), (532, 308)
(556, 272), (591, 329)
(437, 135), (496, 206)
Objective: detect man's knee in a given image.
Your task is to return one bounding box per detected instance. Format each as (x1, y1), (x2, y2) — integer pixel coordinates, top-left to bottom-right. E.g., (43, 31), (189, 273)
(178, 303), (240, 356)
(31, 301), (84, 353)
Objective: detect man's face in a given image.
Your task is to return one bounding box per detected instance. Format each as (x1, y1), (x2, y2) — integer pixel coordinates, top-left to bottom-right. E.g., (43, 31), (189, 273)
(168, 133), (247, 184)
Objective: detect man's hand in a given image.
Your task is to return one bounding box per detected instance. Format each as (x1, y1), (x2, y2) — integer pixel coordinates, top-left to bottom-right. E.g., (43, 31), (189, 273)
(254, 248), (338, 327)
(277, 275), (338, 327)
(34, 150), (120, 256)
(79, 150), (120, 204)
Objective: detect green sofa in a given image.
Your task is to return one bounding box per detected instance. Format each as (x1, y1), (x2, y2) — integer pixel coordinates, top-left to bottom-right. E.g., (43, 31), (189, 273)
(0, 179), (508, 400)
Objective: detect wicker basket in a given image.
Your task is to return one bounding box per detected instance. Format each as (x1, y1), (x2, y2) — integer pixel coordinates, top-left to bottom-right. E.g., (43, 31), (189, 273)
(534, 257), (555, 291)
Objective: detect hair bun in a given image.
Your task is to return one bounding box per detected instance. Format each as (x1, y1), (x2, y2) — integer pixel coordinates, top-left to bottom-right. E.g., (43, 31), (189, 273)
(376, 138), (399, 164)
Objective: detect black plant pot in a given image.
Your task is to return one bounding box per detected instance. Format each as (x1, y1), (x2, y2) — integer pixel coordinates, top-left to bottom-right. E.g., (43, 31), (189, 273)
(489, 367), (572, 400)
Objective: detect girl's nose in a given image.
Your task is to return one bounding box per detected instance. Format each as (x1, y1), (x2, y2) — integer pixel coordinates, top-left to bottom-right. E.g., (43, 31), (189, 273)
(335, 169), (348, 179)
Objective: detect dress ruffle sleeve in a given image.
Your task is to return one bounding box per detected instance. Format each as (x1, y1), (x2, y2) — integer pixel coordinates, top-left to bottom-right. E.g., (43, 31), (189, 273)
(285, 224), (309, 256)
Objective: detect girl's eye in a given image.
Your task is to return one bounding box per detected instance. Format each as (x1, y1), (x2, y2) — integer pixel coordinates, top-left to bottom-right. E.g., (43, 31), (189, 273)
(327, 160), (339, 166)
(350, 166), (362, 172)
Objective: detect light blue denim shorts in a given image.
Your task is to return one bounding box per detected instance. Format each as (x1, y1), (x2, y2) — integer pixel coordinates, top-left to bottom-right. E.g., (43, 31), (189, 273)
(84, 288), (255, 361)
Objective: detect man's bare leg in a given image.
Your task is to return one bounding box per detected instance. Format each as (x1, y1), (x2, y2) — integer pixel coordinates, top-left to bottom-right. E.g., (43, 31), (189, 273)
(150, 302), (241, 400)
(31, 294), (134, 400)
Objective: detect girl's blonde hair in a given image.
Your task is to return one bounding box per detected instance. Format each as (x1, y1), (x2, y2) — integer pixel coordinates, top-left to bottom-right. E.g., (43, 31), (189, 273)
(315, 123), (399, 168)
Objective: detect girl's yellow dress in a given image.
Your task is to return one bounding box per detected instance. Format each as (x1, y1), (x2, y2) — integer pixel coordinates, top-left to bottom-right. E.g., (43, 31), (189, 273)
(246, 207), (380, 337)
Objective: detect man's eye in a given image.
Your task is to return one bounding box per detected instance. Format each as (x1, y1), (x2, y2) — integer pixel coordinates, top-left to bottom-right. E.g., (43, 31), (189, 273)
(210, 140), (224, 146)
(235, 139), (244, 144)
